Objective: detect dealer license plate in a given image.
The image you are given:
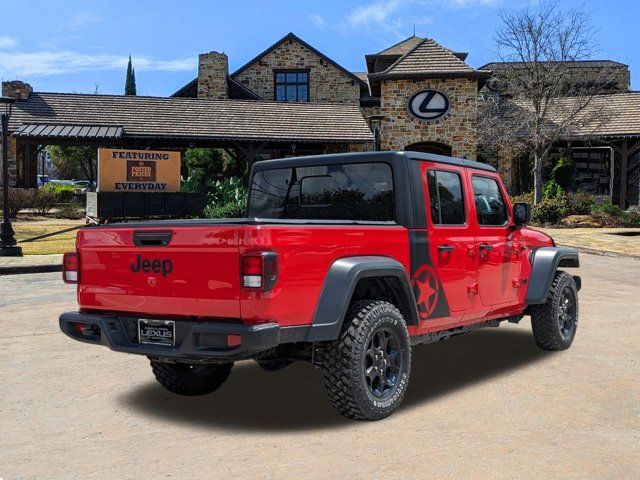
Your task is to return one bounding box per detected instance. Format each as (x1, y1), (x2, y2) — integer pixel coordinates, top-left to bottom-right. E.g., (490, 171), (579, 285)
(138, 319), (175, 347)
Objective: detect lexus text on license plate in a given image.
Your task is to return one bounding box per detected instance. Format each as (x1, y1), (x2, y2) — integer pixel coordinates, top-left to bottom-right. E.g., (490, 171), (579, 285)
(138, 319), (175, 347)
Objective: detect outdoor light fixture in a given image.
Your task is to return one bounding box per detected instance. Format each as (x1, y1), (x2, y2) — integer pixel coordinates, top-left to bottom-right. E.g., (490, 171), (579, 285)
(368, 115), (385, 152)
(0, 95), (22, 256)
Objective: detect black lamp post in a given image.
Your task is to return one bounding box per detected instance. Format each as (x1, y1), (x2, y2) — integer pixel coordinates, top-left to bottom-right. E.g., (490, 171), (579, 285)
(0, 95), (22, 257)
(368, 115), (385, 152)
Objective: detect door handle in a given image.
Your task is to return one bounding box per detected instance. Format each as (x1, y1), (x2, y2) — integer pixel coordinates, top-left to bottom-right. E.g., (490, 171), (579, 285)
(438, 245), (455, 252)
(479, 244), (494, 251)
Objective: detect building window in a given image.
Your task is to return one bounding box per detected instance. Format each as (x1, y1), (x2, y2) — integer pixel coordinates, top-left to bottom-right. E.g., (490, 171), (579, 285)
(275, 71), (309, 102)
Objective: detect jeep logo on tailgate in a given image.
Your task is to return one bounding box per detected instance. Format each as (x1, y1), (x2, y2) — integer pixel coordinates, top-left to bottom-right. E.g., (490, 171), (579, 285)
(130, 255), (173, 277)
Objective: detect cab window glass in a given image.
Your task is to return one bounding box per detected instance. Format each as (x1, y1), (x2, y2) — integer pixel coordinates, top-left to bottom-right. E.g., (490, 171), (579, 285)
(472, 176), (508, 226)
(427, 170), (465, 225)
(248, 162), (394, 221)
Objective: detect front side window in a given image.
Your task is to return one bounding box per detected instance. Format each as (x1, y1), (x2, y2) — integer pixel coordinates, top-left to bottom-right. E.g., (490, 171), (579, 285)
(427, 169), (465, 225)
(248, 162), (394, 221)
(472, 175), (508, 226)
(275, 71), (309, 102)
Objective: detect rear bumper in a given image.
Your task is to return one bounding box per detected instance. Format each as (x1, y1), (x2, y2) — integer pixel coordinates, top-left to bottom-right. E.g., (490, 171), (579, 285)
(59, 311), (289, 361)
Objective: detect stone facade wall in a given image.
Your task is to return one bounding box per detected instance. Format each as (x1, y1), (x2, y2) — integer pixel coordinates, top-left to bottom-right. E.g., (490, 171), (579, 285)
(379, 77), (478, 159)
(197, 52), (228, 100)
(233, 39), (360, 104)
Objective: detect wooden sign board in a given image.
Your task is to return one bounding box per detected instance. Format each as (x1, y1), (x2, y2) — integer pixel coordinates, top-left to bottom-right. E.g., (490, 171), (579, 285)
(97, 148), (181, 192)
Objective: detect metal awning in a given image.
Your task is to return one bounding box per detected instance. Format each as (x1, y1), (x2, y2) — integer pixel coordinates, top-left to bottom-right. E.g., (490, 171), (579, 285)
(13, 124), (124, 139)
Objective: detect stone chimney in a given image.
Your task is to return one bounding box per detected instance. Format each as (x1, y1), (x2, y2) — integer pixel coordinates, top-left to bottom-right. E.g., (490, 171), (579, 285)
(197, 52), (228, 100)
(2, 80), (32, 100)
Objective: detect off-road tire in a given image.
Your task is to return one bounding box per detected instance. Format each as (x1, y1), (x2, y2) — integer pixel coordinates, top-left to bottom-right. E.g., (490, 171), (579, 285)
(321, 300), (411, 421)
(531, 271), (579, 351)
(149, 360), (233, 396)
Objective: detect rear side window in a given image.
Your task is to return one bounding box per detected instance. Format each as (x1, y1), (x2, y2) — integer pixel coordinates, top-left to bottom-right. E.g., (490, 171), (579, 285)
(472, 175), (508, 226)
(248, 162), (394, 221)
(427, 169), (465, 225)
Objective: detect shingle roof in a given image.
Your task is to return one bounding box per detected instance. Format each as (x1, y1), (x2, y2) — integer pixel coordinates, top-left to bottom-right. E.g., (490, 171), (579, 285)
(563, 92), (640, 137)
(370, 38), (490, 79)
(502, 92), (640, 138)
(372, 36), (424, 56)
(8, 92), (374, 143)
(479, 60), (628, 71)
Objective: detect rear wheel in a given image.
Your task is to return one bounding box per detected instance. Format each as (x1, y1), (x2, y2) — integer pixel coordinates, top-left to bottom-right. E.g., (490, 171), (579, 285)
(531, 271), (579, 351)
(321, 300), (411, 421)
(149, 360), (233, 396)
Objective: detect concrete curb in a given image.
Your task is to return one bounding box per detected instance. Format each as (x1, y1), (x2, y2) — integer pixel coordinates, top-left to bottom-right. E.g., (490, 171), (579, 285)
(0, 263), (63, 276)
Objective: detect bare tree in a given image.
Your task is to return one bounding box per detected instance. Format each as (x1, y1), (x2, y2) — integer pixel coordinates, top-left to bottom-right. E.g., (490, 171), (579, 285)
(479, 0), (614, 203)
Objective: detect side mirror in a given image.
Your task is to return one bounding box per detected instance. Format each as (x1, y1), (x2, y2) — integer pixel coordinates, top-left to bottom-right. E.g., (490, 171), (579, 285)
(513, 202), (531, 226)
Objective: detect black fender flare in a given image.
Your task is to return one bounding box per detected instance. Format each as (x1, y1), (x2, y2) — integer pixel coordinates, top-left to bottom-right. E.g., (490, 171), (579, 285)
(306, 256), (418, 342)
(525, 247), (580, 305)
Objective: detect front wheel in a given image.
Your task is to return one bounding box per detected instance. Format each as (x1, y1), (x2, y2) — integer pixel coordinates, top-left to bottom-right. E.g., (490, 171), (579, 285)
(321, 300), (411, 421)
(531, 271), (579, 351)
(149, 360), (233, 396)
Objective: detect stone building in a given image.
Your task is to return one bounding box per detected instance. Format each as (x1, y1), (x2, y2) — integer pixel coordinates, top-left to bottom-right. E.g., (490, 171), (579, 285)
(2, 32), (639, 206)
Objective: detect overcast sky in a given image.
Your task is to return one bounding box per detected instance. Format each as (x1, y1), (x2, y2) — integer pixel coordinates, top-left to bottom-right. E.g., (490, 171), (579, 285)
(1, 0), (638, 96)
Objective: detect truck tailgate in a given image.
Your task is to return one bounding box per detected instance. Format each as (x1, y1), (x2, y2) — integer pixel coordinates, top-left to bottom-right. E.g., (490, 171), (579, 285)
(77, 225), (240, 318)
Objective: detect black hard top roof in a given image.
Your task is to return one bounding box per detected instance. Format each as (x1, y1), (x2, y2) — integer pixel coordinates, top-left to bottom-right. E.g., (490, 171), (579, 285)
(252, 150), (497, 173)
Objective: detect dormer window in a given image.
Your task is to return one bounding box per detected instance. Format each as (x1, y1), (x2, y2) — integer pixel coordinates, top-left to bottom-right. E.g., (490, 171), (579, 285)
(275, 70), (309, 102)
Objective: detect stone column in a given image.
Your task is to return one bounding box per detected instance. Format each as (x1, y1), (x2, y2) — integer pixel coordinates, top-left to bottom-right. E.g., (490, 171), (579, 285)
(1, 81), (32, 187)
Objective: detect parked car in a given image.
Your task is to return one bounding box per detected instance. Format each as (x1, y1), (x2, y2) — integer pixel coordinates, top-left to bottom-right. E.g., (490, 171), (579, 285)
(59, 151), (580, 421)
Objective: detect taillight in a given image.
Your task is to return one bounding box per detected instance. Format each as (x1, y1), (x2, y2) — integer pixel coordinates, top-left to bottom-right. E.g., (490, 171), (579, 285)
(63, 252), (79, 284)
(241, 252), (278, 291)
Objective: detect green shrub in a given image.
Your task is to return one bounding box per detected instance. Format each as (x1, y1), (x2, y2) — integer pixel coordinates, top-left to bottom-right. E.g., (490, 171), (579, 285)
(0, 188), (34, 218)
(510, 191), (534, 205)
(542, 180), (565, 199)
(42, 184), (76, 203)
(591, 202), (622, 217)
(622, 210), (640, 227)
(207, 176), (246, 205)
(531, 198), (566, 225)
(203, 200), (246, 219)
(33, 188), (58, 215)
(54, 199), (84, 219)
(564, 192), (595, 216)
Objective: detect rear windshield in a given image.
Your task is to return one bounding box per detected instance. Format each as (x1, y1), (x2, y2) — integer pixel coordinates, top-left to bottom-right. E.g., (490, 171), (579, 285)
(247, 162), (395, 221)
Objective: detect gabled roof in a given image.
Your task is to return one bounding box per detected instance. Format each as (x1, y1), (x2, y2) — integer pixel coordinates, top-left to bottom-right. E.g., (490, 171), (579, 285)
(370, 38), (489, 79)
(8, 92), (374, 144)
(231, 32), (367, 88)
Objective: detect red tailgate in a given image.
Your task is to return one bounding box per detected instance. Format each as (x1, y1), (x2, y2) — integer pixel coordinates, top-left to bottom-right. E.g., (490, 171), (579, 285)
(77, 225), (241, 318)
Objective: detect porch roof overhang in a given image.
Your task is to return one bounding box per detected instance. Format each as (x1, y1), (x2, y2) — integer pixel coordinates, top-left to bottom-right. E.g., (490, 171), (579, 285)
(14, 123), (124, 139)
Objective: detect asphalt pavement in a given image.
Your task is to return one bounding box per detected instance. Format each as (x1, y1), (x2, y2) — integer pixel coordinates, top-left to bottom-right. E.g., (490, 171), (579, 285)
(1, 254), (638, 479)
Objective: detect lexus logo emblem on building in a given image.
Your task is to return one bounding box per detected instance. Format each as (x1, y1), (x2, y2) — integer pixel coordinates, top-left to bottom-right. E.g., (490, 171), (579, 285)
(408, 89), (450, 121)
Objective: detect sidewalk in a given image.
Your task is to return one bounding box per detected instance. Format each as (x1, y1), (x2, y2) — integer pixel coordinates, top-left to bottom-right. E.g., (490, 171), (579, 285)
(537, 227), (640, 259)
(0, 254), (63, 275)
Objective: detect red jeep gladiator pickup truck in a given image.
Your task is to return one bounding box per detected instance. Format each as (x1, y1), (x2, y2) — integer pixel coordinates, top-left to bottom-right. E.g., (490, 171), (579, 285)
(60, 151), (580, 421)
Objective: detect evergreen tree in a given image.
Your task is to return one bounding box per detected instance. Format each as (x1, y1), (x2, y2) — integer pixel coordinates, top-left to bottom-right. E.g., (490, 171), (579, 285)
(125, 55), (137, 96)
